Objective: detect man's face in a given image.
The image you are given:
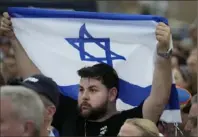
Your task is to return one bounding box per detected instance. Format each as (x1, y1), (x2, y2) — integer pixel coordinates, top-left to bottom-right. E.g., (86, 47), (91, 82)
(78, 78), (110, 120)
(118, 123), (143, 136)
(0, 97), (26, 136)
(39, 95), (56, 123)
(184, 104), (198, 136)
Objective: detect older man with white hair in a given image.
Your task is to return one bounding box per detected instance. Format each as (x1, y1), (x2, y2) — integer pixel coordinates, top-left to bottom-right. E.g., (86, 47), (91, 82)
(0, 85), (45, 137)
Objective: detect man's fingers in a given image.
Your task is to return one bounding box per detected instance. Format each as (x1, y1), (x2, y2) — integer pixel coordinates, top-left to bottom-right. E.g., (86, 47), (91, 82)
(156, 35), (169, 44)
(1, 17), (12, 30)
(158, 22), (167, 27)
(1, 22), (11, 30)
(3, 12), (10, 19)
(156, 25), (169, 32)
(2, 18), (12, 26)
(156, 35), (164, 41)
(155, 30), (167, 36)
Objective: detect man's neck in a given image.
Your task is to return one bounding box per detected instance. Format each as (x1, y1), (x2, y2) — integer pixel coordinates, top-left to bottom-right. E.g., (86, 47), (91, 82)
(40, 120), (52, 136)
(40, 128), (49, 137)
(88, 106), (118, 122)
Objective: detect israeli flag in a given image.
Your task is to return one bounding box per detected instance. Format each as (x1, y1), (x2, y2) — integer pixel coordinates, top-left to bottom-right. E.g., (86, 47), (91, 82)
(8, 7), (181, 123)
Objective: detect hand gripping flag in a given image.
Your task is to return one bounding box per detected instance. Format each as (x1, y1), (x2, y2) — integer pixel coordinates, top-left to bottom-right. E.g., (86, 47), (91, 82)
(8, 7), (182, 123)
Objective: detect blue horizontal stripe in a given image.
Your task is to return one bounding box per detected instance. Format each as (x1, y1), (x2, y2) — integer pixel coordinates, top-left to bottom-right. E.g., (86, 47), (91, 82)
(8, 7), (168, 24)
(59, 79), (180, 110)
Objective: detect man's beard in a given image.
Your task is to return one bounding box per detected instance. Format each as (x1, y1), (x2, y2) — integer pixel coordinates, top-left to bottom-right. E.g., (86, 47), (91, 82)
(77, 100), (108, 121)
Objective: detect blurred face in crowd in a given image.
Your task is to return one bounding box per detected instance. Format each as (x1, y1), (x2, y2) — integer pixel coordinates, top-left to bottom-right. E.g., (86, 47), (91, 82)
(171, 56), (179, 68)
(172, 68), (184, 87)
(78, 78), (115, 120)
(118, 123), (143, 136)
(0, 97), (34, 136)
(187, 49), (197, 74)
(172, 68), (190, 90)
(0, 44), (18, 83)
(39, 95), (56, 125)
(189, 26), (197, 45)
(184, 104), (198, 136)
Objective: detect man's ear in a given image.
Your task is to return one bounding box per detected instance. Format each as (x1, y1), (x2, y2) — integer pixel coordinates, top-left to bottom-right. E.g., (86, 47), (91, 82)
(23, 120), (36, 136)
(108, 87), (118, 102)
(46, 105), (56, 119)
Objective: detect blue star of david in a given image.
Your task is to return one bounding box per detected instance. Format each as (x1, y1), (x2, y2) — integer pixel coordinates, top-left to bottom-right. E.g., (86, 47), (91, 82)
(65, 24), (126, 66)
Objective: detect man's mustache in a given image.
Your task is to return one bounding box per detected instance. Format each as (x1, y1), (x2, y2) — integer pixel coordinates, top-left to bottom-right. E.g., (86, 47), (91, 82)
(80, 101), (91, 108)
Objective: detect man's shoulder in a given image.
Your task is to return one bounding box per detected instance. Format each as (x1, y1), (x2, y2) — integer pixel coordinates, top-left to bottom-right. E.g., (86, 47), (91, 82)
(110, 101), (144, 121)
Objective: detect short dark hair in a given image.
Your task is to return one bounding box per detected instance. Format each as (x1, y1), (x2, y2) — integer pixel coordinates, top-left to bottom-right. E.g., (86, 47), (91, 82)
(77, 63), (119, 98)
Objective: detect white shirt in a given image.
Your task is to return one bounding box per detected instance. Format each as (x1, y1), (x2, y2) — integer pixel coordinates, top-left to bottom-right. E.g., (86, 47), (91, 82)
(49, 130), (55, 137)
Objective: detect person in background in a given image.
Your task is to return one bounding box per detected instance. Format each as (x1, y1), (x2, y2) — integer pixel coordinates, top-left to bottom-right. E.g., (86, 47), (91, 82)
(0, 85), (45, 137)
(184, 94), (198, 136)
(187, 47), (197, 75)
(8, 74), (60, 137)
(0, 36), (19, 83)
(118, 118), (161, 136)
(189, 19), (197, 46)
(187, 48), (197, 95)
(0, 71), (5, 86)
(172, 65), (193, 94)
(171, 54), (187, 69)
(179, 102), (191, 136)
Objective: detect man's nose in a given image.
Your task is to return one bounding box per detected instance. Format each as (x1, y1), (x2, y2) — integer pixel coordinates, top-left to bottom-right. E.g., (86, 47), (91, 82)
(82, 90), (89, 100)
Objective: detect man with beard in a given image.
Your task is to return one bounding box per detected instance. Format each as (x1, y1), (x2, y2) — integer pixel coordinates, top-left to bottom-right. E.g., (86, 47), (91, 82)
(1, 12), (173, 136)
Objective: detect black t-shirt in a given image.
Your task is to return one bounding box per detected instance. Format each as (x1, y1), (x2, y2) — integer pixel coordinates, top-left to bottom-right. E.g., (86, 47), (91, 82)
(52, 93), (143, 136)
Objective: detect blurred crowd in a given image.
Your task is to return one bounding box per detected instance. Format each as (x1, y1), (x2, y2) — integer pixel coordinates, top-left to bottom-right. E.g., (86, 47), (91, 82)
(171, 19), (197, 96)
(0, 3), (197, 137)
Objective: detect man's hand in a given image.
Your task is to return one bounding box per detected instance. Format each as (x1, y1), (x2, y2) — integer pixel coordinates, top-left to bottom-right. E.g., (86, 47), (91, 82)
(155, 22), (171, 53)
(1, 12), (41, 79)
(0, 12), (13, 37)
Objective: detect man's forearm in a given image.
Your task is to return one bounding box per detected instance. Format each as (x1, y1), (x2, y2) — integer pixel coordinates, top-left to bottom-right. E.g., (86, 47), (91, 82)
(149, 55), (172, 121)
(11, 37), (41, 79)
(143, 54), (172, 123)
(152, 56), (172, 103)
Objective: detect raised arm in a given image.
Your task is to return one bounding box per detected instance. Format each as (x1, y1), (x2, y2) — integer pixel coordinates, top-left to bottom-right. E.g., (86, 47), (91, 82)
(0, 12), (41, 79)
(142, 22), (172, 123)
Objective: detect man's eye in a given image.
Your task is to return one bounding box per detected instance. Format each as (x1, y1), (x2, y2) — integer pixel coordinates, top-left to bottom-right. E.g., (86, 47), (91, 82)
(79, 88), (84, 92)
(90, 89), (97, 92)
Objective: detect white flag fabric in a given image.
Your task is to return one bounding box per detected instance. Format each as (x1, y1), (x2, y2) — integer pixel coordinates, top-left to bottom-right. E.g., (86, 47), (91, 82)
(8, 7), (181, 123)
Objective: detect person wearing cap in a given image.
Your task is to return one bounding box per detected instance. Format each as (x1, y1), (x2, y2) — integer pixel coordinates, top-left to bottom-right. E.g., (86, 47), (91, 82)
(8, 74), (60, 137)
